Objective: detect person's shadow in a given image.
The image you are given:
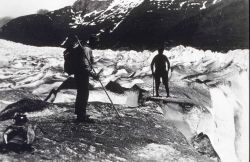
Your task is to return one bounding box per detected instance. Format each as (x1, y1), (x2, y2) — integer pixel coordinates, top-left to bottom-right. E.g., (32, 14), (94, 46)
(44, 77), (77, 103)
(44, 69), (103, 103)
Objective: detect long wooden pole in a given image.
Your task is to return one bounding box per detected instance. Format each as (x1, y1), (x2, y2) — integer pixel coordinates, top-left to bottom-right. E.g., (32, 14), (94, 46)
(153, 76), (155, 97)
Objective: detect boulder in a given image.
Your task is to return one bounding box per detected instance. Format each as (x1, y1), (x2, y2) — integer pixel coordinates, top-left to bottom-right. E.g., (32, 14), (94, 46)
(191, 132), (220, 160)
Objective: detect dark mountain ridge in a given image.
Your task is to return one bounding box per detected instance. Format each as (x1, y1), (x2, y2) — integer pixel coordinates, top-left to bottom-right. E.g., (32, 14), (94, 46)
(0, 0), (248, 51)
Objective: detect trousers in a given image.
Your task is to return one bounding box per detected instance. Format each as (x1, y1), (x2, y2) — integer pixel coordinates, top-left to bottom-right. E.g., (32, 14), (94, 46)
(74, 72), (89, 117)
(154, 70), (169, 96)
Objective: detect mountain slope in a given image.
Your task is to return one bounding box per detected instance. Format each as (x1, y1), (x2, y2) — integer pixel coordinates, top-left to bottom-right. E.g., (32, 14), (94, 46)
(0, 0), (248, 51)
(190, 0), (249, 50)
(0, 7), (74, 46)
(0, 17), (12, 28)
(72, 0), (113, 13)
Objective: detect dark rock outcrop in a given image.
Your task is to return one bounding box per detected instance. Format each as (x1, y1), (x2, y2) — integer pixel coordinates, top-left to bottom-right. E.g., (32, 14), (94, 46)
(0, 99), (50, 121)
(105, 81), (126, 94)
(191, 132), (220, 160)
(0, 90), (40, 102)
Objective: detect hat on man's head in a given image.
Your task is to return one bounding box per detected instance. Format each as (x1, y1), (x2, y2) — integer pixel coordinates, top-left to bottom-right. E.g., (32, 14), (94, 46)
(88, 34), (99, 44)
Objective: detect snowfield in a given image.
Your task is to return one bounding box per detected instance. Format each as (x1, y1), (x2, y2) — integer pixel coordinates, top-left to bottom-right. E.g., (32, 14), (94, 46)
(0, 39), (249, 162)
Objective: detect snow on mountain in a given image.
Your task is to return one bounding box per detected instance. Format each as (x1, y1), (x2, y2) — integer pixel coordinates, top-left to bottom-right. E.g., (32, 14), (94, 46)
(0, 0), (248, 50)
(71, 0), (144, 32)
(69, 0), (243, 51)
(70, 0), (221, 32)
(148, 0), (221, 10)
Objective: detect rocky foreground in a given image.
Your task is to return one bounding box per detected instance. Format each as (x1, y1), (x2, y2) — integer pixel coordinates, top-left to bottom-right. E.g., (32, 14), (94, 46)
(0, 95), (215, 162)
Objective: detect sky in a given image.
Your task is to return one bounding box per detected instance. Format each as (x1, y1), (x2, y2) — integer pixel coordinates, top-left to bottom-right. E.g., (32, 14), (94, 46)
(0, 0), (76, 18)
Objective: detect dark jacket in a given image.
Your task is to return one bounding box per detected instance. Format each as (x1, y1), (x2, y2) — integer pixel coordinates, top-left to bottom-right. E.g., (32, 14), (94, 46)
(72, 44), (94, 75)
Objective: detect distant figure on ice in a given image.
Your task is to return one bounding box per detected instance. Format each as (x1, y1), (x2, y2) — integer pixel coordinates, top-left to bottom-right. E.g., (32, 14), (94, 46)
(61, 35), (99, 123)
(151, 44), (171, 97)
(1, 113), (35, 153)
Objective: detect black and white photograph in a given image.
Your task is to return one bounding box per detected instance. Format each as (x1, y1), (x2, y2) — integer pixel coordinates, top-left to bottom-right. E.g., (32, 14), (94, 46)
(0, 0), (249, 161)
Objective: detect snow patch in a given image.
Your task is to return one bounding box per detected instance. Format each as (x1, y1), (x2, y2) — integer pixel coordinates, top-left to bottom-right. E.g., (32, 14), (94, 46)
(135, 143), (197, 161)
(180, 2), (187, 8)
(71, 0), (144, 32)
(200, 1), (207, 10)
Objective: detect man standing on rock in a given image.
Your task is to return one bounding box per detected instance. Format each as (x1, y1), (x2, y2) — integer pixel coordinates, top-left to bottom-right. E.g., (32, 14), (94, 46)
(151, 44), (171, 97)
(62, 35), (99, 123)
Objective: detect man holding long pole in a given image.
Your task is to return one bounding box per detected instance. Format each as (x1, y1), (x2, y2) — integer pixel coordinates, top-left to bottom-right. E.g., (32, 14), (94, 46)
(69, 35), (99, 123)
(75, 35), (121, 120)
(50, 35), (121, 123)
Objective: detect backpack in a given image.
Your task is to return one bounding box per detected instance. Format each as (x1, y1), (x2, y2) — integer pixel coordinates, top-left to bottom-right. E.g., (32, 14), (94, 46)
(63, 48), (79, 75)
(3, 124), (35, 145)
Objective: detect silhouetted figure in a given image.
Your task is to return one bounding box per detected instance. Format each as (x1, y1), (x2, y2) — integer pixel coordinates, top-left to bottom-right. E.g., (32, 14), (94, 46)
(151, 45), (170, 97)
(2, 113), (35, 153)
(61, 36), (99, 123)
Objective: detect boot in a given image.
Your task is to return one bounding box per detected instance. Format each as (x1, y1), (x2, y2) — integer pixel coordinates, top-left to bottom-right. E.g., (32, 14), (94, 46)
(74, 115), (94, 124)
